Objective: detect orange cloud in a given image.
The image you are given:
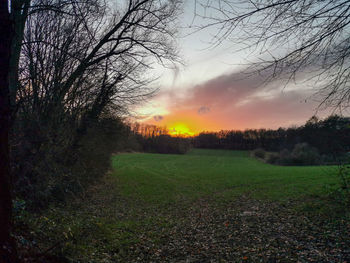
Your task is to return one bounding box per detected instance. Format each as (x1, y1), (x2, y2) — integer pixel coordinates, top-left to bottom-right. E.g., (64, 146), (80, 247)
(145, 108), (221, 136)
(141, 68), (336, 133)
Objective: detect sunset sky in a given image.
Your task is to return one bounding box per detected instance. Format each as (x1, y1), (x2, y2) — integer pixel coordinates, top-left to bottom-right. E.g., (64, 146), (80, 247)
(134, 2), (339, 135)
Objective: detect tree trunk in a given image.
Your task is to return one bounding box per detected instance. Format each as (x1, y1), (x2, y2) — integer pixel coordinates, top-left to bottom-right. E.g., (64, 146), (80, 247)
(9, 0), (30, 111)
(0, 1), (18, 262)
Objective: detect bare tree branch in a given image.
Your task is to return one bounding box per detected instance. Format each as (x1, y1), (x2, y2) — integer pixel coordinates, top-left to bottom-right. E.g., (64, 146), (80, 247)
(195, 0), (350, 109)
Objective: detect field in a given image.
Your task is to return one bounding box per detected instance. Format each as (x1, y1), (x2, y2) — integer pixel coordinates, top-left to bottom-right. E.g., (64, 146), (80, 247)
(24, 149), (349, 262)
(113, 149), (338, 204)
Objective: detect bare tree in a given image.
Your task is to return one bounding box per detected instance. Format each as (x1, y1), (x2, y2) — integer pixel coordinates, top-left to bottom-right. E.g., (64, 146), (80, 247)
(194, 0), (350, 109)
(17, 0), (181, 146)
(2, 0), (181, 259)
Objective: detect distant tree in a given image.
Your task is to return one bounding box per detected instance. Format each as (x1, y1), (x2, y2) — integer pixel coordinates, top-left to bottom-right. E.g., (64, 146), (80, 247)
(305, 116), (319, 127)
(195, 132), (219, 148)
(195, 0), (350, 109)
(193, 115), (350, 154)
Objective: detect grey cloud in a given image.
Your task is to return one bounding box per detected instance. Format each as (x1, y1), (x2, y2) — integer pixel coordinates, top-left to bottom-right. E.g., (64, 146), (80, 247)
(182, 65), (317, 111)
(198, 106), (210, 115)
(153, 115), (164, 122)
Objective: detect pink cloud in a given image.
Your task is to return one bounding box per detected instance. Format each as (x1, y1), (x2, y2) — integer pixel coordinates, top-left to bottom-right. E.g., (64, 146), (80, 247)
(148, 69), (337, 131)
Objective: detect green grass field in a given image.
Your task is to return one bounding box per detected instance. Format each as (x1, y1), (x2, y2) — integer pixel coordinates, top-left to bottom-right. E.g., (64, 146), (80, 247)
(112, 149), (338, 205)
(26, 149), (347, 262)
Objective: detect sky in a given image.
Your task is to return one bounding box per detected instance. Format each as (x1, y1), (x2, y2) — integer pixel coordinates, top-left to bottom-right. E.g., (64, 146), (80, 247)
(134, 1), (337, 135)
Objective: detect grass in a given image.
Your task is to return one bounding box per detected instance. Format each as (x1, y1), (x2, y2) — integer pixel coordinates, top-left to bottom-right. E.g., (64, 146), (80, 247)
(112, 148), (338, 205)
(20, 149), (347, 262)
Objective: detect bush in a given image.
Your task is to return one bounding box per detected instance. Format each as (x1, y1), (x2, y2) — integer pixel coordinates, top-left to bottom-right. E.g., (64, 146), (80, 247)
(290, 143), (320, 165)
(277, 149), (291, 165)
(265, 143), (321, 166)
(338, 164), (350, 203)
(12, 116), (140, 209)
(266, 152), (280, 164)
(327, 164), (350, 207)
(252, 148), (266, 159)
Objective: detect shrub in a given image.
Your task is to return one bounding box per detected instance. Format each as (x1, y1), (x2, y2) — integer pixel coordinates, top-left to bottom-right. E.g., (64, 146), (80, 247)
(327, 164), (350, 207)
(338, 164), (350, 204)
(265, 143), (321, 166)
(12, 116), (140, 209)
(290, 143), (320, 165)
(266, 152), (280, 164)
(277, 149), (291, 165)
(252, 148), (266, 159)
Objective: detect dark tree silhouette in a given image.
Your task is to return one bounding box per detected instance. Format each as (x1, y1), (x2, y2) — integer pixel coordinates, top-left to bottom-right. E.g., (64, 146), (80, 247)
(0, 1), (17, 261)
(19, 0), (180, 135)
(2, 0), (182, 260)
(194, 115), (350, 156)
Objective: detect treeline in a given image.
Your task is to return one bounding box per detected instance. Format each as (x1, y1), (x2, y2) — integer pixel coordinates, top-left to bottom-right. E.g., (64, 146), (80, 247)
(130, 123), (192, 154)
(194, 115), (350, 155)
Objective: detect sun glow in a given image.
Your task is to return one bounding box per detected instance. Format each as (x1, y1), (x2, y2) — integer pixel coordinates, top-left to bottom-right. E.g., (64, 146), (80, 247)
(168, 123), (194, 137)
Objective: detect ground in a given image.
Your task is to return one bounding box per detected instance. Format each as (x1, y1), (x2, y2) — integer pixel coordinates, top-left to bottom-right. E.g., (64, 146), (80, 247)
(18, 149), (350, 262)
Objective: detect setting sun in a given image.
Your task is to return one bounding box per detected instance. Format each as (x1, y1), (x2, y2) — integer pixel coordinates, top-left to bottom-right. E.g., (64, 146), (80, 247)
(168, 123), (194, 137)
